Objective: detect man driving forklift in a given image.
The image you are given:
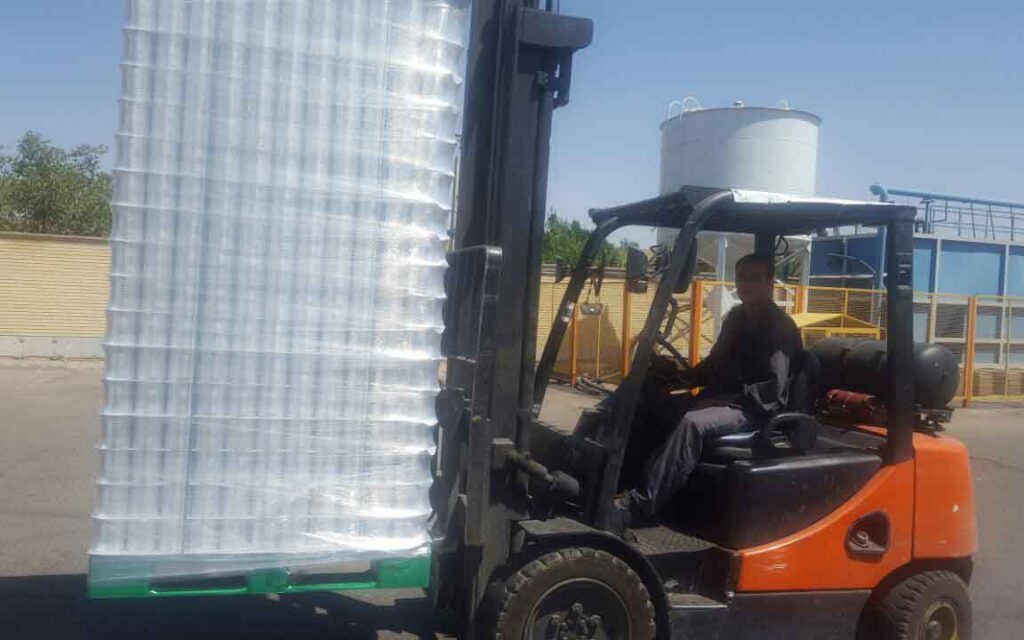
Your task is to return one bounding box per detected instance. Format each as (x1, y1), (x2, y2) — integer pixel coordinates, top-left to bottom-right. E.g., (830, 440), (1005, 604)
(617, 252), (802, 522)
(446, 182), (977, 639)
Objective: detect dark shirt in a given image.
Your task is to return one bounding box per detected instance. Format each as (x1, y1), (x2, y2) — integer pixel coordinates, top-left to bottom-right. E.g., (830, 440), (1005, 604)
(691, 301), (803, 414)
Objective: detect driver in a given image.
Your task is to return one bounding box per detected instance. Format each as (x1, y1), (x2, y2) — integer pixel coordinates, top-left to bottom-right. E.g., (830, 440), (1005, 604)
(618, 253), (802, 523)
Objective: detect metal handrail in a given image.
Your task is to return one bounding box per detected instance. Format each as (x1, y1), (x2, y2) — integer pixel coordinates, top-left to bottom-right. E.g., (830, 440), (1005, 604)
(871, 183), (1024, 241)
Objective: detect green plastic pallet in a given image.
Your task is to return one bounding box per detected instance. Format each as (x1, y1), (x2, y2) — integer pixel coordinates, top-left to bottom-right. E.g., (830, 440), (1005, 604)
(88, 555), (430, 599)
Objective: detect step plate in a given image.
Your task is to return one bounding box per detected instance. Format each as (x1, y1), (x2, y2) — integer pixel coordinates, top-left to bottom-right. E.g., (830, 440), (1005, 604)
(628, 525), (716, 556)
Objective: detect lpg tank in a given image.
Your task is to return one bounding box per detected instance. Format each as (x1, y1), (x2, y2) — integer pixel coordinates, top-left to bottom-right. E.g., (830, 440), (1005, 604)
(809, 338), (960, 409)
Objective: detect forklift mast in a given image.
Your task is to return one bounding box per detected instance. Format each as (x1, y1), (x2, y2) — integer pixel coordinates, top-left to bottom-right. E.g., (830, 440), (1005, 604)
(439, 0), (592, 627)
(455, 0), (591, 449)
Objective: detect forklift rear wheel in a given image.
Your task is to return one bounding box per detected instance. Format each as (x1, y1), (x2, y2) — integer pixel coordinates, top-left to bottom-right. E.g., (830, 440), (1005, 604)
(487, 547), (656, 640)
(876, 570), (972, 640)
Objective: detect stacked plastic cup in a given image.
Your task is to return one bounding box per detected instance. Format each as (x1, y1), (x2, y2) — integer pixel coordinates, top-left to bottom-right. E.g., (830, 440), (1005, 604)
(92, 0), (467, 582)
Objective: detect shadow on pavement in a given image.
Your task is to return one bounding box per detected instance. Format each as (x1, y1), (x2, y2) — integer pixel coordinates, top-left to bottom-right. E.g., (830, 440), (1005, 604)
(0, 574), (452, 639)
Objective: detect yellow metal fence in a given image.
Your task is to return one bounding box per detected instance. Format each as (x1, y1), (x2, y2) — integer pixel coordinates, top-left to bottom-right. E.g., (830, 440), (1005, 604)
(537, 270), (1024, 405)
(0, 230), (1019, 403)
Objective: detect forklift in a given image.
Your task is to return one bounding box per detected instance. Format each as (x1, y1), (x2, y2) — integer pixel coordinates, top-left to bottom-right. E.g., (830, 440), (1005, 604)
(434, 1), (977, 639)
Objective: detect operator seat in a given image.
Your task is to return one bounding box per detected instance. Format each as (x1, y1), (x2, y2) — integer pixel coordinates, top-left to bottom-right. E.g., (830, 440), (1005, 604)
(704, 349), (821, 460)
(674, 350), (883, 548)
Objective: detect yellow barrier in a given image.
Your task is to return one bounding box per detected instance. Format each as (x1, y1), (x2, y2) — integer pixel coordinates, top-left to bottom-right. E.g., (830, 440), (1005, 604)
(1, 233), (1020, 405)
(536, 270), (1024, 405)
(967, 294), (1024, 402)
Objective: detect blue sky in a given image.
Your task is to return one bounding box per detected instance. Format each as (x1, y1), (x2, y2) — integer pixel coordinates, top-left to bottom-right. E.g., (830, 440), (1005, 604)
(2, 0), (1022, 243)
(550, 0), (1023, 237)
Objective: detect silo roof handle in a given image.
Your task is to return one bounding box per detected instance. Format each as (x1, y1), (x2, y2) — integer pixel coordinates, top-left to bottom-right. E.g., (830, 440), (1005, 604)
(666, 96), (702, 119)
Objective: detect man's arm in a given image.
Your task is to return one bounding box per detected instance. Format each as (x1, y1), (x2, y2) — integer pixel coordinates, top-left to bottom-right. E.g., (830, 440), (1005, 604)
(688, 354), (714, 388)
(687, 308), (737, 387)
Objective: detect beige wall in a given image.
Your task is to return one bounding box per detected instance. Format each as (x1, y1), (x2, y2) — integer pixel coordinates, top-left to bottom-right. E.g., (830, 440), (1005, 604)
(0, 232), (108, 356)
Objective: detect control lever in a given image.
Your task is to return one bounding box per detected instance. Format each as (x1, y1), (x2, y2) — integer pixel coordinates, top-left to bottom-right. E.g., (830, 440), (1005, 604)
(493, 439), (581, 500)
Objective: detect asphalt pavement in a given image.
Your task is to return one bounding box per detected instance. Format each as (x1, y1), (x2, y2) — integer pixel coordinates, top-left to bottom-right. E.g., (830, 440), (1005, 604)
(0, 362), (1021, 639)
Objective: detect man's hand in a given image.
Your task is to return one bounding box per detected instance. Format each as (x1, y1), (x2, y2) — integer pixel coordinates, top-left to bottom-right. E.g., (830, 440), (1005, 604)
(672, 367), (697, 389)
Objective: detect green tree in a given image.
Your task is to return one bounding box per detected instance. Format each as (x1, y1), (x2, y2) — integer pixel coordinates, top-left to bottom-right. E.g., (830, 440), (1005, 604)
(0, 131), (112, 237)
(541, 211), (636, 268)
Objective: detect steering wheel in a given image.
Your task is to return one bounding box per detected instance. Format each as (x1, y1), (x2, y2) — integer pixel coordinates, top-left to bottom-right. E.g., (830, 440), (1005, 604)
(655, 334), (692, 373)
(628, 332), (691, 374)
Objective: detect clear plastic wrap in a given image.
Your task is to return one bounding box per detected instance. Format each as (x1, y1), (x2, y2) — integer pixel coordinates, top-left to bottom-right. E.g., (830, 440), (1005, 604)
(91, 0), (467, 587)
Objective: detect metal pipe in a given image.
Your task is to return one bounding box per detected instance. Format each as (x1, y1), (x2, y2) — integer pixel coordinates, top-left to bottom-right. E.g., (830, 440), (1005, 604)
(569, 304), (579, 386)
(963, 296), (978, 407)
(688, 279), (704, 365)
(873, 226), (887, 291)
(871, 183), (1024, 210)
(826, 252), (877, 276)
(810, 274), (876, 280)
(885, 215), (917, 463)
(621, 282), (632, 378)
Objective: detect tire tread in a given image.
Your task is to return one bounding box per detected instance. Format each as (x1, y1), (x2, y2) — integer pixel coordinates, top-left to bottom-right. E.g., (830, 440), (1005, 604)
(490, 547), (656, 640)
(877, 570), (970, 640)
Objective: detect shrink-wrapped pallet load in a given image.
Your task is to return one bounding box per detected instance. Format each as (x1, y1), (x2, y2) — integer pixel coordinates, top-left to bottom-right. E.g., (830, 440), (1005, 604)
(91, 0), (467, 592)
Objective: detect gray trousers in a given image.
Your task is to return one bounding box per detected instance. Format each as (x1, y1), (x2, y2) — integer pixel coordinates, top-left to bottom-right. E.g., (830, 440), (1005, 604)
(633, 405), (753, 516)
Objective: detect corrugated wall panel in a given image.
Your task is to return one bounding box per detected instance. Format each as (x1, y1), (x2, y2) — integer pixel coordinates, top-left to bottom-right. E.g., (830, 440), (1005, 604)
(0, 233), (109, 337)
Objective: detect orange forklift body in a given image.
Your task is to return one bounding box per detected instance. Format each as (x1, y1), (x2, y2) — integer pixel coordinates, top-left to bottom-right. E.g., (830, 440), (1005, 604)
(736, 430), (976, 593)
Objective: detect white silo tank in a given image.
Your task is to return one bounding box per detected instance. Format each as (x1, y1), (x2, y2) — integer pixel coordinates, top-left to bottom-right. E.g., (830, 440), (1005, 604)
(655, 101), (821, 281)
(659, 102), (821, 197)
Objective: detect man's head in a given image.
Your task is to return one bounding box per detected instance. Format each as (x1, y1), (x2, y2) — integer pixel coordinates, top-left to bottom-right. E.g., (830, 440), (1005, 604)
(735, 253), (775, 305)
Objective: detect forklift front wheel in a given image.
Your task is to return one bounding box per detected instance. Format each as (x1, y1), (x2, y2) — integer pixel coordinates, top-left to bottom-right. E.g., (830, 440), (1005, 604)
(874, 570), (972, 640)
(484, 547), (656, 640)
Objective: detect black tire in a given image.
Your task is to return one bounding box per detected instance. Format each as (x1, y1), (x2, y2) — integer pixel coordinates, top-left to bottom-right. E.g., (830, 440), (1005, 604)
(485, 547), (656, 640)
(874, 570), (972, 640)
